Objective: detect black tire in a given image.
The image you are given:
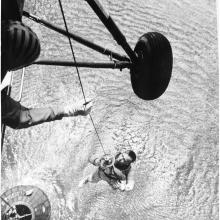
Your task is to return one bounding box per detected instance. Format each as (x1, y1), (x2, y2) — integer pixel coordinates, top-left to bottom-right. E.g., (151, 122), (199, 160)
(130, 32), (173, 100)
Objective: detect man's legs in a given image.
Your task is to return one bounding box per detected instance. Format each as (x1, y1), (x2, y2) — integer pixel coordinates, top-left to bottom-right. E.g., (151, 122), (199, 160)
(78, 169), (101, 188)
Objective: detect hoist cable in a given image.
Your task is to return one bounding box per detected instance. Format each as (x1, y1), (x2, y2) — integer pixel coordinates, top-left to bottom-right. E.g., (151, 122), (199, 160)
(58, 0), (106, 154)
(58, 0), (86, 101)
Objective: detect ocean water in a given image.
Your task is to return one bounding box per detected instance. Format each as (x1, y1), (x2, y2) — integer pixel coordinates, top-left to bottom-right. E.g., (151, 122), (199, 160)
(1, 0), (218, 219)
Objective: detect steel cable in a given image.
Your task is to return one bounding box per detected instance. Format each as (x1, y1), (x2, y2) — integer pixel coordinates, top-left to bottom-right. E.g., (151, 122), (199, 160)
(58, 0), (106, 154)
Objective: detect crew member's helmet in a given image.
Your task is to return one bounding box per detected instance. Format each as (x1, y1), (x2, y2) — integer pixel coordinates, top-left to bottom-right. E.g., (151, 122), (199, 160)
(1, 20), (41, 79)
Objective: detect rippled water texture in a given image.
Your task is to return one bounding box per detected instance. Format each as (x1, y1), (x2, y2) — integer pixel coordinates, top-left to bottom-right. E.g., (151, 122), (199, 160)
(1, 0), (218, 219)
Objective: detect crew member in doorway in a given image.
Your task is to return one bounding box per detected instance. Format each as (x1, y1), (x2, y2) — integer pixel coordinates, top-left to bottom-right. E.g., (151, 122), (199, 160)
(1, 0), (92, 129)
(78, 150), (136, 191)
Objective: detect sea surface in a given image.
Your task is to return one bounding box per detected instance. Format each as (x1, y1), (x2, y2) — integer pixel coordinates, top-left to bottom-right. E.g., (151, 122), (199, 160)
(1, 0), (218, 219)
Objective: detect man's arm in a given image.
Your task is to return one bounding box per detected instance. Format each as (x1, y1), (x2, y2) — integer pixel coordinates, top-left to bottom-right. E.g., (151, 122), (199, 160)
(125, 167), (135, 191)
(88, 155), (101, 166)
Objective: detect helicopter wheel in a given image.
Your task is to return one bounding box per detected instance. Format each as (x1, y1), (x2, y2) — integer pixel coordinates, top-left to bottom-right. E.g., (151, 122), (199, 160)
(130, 32), (173, 100)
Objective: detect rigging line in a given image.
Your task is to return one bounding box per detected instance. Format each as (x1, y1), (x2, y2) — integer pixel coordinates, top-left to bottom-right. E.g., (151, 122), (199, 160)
(1, 196), (14, 210)
(1, 196), (32, 219)
(58, 0), (106, 154)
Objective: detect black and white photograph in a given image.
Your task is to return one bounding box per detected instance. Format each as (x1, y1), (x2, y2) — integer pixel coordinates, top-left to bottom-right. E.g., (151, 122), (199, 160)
(1, 0), (218, 219)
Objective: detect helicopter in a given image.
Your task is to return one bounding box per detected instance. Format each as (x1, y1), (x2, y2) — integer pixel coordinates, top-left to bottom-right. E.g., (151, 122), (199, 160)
(2, 0), (173, 101)
(1, 1), (173, 218)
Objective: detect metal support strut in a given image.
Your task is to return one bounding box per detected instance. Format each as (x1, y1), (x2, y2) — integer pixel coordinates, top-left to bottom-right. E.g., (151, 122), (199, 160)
(85, 0), (138, 64)
(34, 60), (131, 69)
(23, 11), (129, 62)
(24, 0), (172, 102)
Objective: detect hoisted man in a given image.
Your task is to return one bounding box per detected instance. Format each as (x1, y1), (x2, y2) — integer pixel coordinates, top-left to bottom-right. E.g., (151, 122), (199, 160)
(1, 0), (92, 129)
(79, 150), (137, 191)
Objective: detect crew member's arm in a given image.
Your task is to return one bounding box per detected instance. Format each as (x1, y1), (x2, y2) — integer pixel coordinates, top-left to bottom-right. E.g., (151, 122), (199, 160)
(18, 105), (64, 128)
(2, 95), (92, 129)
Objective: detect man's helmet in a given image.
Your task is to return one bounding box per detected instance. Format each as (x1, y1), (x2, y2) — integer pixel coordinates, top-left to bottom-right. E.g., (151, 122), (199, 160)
(114, 150), (136, 171)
